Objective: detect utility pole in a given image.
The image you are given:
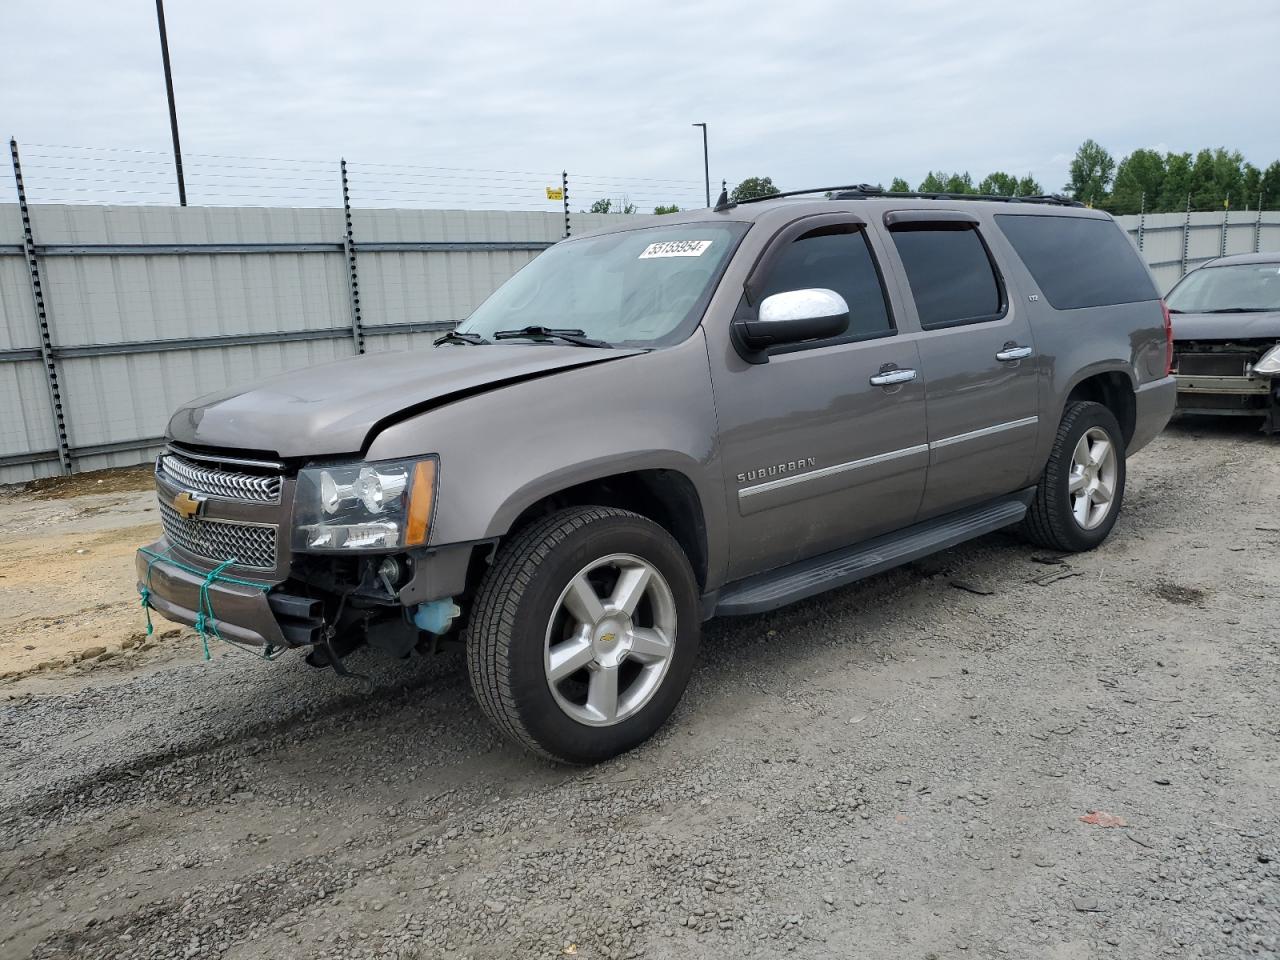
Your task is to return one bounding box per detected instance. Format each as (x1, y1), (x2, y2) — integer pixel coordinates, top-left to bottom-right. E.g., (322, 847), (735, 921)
(692, 123), (709, 207)
(155, 0), (187, 205)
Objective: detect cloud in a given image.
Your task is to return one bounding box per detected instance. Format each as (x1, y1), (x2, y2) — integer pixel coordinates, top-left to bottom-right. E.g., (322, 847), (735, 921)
(2, 0), (1276, 208)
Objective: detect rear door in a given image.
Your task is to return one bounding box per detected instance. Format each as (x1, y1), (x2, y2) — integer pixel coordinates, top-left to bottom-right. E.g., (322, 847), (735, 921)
(711, 214), (930, 578)
(880, 211), (1041, 517)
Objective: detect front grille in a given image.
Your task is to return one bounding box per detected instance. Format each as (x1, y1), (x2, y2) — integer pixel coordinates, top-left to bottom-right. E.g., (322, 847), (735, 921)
(158, 453), (282, 503)
(159, 500), (278, 570)
(1176, 352), (1252, 377)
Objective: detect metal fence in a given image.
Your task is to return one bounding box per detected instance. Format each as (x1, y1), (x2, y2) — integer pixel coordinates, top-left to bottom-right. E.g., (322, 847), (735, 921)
(1123, 207), (1280, 292)
(0, 196), (637, 484)
(3, 193), (1279, 484)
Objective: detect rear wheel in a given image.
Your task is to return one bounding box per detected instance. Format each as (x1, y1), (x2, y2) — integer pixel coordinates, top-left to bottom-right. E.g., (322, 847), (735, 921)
(465, 507), (700, 763)
(1023, 400), (1126, 552)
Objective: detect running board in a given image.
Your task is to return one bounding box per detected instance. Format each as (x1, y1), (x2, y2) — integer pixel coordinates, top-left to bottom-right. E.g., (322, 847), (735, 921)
(714, 494), (1031, 617)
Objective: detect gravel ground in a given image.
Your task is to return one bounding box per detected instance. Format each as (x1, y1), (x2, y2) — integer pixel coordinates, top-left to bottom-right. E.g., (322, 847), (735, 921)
(1, 419), (1278, 960)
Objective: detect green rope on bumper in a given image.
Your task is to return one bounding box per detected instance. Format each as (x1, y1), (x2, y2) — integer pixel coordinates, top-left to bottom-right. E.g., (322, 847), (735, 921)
(137, 546), (277, 662)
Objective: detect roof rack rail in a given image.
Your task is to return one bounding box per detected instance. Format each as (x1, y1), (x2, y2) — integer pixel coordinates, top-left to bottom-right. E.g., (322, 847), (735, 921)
(833, 185), (1085, 207)
(724, 184), (1084, 209)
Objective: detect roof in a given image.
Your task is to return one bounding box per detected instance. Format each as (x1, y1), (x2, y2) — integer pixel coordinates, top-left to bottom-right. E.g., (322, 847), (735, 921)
(1194, 252), (1280, 268)
(570, 192), (1113, 241)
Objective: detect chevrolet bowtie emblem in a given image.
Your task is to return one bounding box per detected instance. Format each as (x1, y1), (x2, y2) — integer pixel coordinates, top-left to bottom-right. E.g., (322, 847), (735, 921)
(173, 490), (206, 520)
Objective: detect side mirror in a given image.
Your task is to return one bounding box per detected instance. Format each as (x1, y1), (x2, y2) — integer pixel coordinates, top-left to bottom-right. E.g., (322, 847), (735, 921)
(732, 288), (850, 362)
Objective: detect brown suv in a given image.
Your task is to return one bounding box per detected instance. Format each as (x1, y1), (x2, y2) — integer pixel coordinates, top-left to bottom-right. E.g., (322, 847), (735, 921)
(139, 185), (1176, 762)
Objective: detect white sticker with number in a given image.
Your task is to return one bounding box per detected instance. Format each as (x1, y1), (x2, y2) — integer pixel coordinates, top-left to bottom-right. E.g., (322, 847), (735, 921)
(638, 239), (713, 259)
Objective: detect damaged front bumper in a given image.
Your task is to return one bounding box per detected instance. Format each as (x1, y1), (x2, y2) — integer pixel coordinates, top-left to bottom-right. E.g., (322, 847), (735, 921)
(1173, 342), (1280, 431)
(1174, 374), (1280, 429)
(136, 541), (324, 649)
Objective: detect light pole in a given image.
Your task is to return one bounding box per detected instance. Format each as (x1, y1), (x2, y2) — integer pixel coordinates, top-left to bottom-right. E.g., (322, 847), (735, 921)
(692, 123), (709, 207)
(155, 0), (187, 205)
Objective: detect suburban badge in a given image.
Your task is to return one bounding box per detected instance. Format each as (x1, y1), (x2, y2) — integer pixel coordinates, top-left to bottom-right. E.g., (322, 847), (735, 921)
(737, 457), (817, 485)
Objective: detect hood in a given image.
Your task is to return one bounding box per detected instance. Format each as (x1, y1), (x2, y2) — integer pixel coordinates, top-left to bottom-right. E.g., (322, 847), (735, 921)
(167, 344), (643, 458)
(1172, 310), (1280, 342)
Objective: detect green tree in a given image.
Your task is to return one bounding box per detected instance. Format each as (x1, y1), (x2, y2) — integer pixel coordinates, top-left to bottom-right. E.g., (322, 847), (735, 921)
(1049, 144), (1280, 213)
(730, 176), (781, 202)
(587, 197), (635, 214)
(978, 172), (1019, 196)
(1109, 148), (1166, 215)
(918, 171), (976, 194)
(653, 204), (681, 215)
(1159, 152), (1194, 211)
(1066, 139), (1115, 205)
(1188, 147), (1247, 211)
(889, 177), (911, 193)
(1188, 149), (1216, 210)
(1261, 161), (1280, 209)
(1241, 163), (1262, 209)
(1016, 175), (1043, 196)
(975, 173), (1042, 197)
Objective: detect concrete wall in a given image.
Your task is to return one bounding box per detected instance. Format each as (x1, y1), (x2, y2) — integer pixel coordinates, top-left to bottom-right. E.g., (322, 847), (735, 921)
(3, 202), (1279, 484)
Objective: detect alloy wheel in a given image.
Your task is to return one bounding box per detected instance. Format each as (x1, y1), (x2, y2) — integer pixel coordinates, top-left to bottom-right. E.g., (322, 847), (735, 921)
(543, 553), (677, 727)
(1068, 426), (1117, 530)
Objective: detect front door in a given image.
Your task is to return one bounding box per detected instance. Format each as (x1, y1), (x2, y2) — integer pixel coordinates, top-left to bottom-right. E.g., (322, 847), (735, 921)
(711, 217), (930, 580)
(881, 214), (1041, 517)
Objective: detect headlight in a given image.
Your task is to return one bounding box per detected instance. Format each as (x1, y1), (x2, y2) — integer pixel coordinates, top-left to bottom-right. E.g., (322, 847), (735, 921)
(1253, 344), (1280, 377)
(293, 457), (437, 551)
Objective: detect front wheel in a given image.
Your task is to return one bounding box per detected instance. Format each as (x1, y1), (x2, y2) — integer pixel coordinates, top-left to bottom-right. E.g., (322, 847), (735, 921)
(465, 507), (700, 764)
(1023, 400), (1127, 552)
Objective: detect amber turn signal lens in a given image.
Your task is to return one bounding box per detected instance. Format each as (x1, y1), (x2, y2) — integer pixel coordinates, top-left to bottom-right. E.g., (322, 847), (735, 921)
(405, 459), (437, 546)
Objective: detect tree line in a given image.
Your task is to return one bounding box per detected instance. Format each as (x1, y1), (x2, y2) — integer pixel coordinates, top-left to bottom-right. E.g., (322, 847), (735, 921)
(1064, 139), (1280, 214)
(722, 172), (1046, 204)
(588, 140), (1280, 215)
(730, 143), (1280, 214)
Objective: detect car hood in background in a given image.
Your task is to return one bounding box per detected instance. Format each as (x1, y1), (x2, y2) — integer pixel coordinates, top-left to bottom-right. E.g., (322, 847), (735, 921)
(167, 344), (643, 458)
(1172, 310), (1280, 341)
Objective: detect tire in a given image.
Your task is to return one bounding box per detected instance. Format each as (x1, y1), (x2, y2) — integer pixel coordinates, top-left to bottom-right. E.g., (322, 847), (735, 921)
(464, 506), (701, 764)
(1023, 400), (1127, 552)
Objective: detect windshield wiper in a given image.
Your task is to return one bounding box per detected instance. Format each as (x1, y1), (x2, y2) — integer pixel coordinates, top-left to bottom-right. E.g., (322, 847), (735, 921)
(1201, 307), (1272, 313)
(433, 330), (489, 346)
(492, 326), (610, 348)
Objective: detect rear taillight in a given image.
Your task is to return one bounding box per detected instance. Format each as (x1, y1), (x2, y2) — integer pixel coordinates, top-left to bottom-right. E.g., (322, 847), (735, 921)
(1160, 300), (1174, 375)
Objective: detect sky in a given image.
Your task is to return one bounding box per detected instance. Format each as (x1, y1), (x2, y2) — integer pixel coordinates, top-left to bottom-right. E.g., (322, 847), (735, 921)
(3, 0), (1279, 211)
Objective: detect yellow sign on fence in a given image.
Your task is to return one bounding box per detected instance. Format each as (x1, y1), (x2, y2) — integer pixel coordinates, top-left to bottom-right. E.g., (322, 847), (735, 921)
(546, 186), (564, 201)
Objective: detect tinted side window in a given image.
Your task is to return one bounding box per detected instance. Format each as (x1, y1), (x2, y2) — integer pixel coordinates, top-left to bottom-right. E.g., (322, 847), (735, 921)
(889, 225), (1003, 329)
(757, 226), (893, 347)
(996, 214), (1157, 310)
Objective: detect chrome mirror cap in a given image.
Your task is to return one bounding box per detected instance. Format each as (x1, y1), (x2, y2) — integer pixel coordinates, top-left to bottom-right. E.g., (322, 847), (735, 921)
(758, 288), (850, 325)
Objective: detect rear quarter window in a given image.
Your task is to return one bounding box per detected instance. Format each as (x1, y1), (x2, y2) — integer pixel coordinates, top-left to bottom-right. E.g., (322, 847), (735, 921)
(995, 214), (1157, 310)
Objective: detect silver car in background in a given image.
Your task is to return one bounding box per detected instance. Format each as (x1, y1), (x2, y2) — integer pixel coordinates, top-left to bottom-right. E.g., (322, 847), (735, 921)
(1168, 252), (1280, 433)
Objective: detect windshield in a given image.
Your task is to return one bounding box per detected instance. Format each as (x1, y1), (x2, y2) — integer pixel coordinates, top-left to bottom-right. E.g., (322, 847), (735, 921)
(456, 221), (747, 347)
(1166, 262), (1280, 313)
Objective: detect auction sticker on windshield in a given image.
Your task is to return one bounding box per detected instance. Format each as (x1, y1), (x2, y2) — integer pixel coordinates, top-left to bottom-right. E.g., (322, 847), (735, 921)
(638, 239), (713, 259)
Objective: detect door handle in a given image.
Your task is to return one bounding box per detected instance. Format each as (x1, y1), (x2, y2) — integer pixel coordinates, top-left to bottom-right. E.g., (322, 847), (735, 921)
(869, 368), (918, 387)
(995, 345), (1033, 362)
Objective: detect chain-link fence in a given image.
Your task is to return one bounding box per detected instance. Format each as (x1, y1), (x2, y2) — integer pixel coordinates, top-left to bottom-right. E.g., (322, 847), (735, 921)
(10, 141), (709, 218)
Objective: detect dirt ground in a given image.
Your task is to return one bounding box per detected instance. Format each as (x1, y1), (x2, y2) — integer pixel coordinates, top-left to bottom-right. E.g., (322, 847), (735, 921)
(1, 419), (1277, 960)
(0, 465), (178, 683)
